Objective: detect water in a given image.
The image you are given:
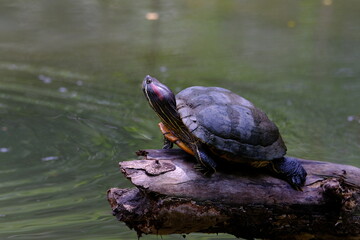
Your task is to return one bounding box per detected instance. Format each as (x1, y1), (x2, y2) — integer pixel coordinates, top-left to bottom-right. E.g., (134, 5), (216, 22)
(0, 0), (359, 239)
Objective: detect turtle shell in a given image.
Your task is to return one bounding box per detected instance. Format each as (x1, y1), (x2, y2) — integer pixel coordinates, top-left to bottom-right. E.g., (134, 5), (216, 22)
(176, 86), (286, 162)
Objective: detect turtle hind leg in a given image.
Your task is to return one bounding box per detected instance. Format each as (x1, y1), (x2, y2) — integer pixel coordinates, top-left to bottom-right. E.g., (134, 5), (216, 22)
(194, 144), (217, 176)
(269, 156), (307, 191)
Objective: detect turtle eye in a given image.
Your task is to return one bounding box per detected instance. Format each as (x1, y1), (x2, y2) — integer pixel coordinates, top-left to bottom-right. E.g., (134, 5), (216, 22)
(145, 75), (152, 84)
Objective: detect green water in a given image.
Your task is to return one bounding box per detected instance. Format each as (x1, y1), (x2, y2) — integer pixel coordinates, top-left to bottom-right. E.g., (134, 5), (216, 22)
(0, 0), (359, 239)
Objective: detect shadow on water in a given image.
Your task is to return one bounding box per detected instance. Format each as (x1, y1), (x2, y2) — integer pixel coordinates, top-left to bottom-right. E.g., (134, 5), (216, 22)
(0, 0), (359, 239)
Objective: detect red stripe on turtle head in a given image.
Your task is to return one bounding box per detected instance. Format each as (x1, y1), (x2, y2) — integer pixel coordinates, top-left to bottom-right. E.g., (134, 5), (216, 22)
(143, 75), (172, 101)
(143, 75), (177, 115)
(151, 83), (164, 100)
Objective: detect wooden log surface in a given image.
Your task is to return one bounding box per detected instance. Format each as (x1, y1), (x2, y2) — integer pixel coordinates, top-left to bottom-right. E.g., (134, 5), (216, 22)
(107, 149), (360, 240)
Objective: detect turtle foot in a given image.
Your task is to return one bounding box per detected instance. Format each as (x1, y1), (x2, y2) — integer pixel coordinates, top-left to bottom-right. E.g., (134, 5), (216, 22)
(270, 157), (307, 191)
(288, 170), (307, 191)
(194, 164), (215, 177)
(162, 138), (173, 149)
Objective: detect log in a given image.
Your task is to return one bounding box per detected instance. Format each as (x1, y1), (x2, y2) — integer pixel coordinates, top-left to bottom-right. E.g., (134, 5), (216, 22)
(107, 149), (360, 240)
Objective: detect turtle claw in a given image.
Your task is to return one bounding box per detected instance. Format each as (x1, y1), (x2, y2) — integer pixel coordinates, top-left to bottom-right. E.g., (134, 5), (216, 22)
(194, 164), (215, 177)
(289, 173), (307, 191)
(162, 138), (173, 149)
(287, 177), (304, 191)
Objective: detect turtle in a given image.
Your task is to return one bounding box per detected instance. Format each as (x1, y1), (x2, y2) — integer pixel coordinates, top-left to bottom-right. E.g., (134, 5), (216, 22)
(142, 75), (307, 190)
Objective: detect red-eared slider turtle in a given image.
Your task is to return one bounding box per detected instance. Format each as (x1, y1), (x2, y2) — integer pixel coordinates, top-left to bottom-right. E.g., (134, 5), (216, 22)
(142, 75), (307, 189)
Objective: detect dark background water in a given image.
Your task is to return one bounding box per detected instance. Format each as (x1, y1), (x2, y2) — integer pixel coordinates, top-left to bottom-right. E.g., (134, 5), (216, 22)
(0, 0), (359, 239)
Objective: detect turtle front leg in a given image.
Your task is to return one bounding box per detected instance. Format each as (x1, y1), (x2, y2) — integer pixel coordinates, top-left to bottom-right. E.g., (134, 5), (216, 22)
(194, 144), (217, 176)
(162, 137), (173, 149)
(158, 122), (175, 149)
(158, 122), (194, 155)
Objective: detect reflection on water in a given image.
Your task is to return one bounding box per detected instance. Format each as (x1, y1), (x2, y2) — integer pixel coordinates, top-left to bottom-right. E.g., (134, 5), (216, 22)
(0, 0), (359, 239)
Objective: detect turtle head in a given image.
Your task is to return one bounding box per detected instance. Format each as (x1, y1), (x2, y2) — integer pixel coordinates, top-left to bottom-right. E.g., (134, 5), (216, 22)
(142, 75), (177, 119)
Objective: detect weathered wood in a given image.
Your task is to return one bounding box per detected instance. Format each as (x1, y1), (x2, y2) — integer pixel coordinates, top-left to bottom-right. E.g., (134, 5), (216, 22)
(107, 149), (360, 240)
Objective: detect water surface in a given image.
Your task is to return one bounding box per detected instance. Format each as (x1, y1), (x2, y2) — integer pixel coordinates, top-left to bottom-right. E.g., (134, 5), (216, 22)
(0, 0), (359, 239)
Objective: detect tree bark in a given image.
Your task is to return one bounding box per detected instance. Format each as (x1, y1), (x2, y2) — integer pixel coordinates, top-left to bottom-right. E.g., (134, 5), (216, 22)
(107, 149), (360, 240)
